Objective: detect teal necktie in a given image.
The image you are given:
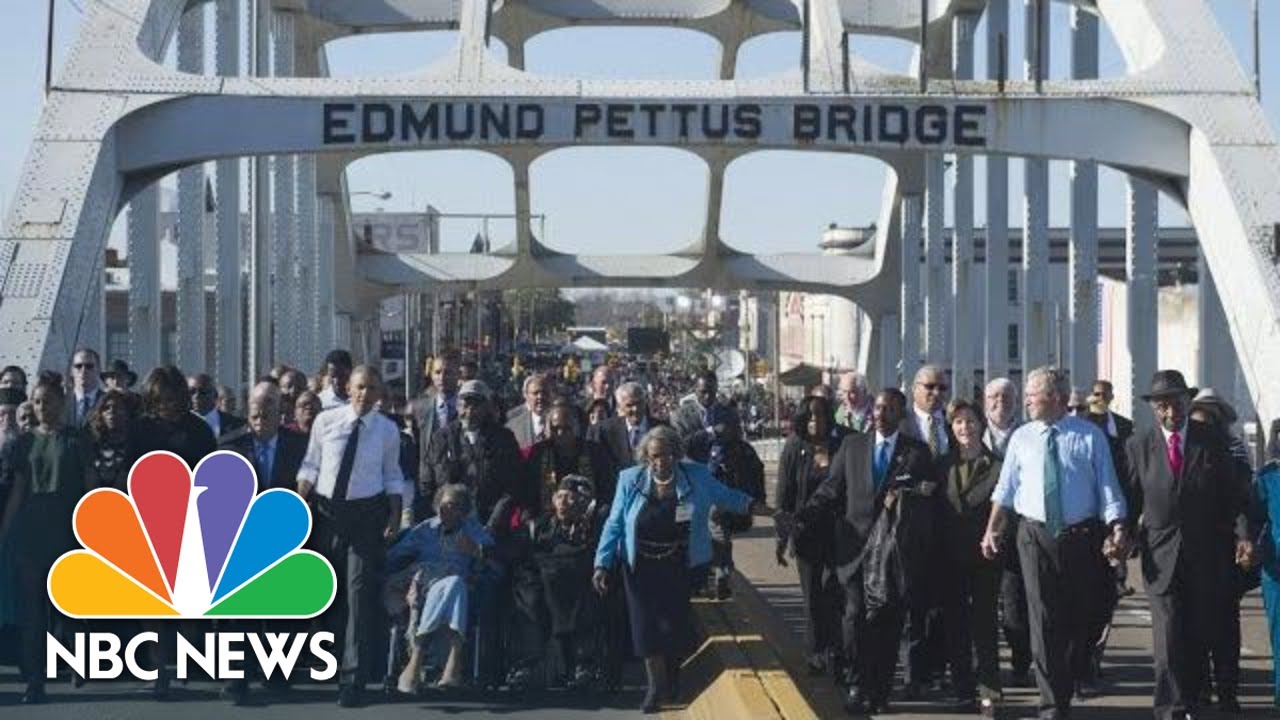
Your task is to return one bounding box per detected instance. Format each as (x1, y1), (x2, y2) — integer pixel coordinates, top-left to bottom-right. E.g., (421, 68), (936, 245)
(1044, 426), (1064, 536)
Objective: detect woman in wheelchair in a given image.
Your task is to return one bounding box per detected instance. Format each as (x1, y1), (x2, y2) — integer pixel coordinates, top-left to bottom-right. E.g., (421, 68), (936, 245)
(387, 483), (493, 693)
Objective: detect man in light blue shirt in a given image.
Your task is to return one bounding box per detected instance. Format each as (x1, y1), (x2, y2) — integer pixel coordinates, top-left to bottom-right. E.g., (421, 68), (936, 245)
(981, 367), (1129, 720)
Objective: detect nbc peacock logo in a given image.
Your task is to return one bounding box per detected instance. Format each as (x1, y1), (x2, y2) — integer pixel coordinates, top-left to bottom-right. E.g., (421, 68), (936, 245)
(47, 450), (337, 619)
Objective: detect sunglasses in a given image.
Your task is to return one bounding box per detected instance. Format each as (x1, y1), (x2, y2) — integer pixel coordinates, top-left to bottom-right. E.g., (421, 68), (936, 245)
(922, 382), (949, 392)
(1069, 404), (1089, 412)
(73, 363), (95, 370)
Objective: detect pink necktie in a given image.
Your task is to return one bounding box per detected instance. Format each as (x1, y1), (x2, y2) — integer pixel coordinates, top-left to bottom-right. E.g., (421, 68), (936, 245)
(1168, 431), (1183, 477)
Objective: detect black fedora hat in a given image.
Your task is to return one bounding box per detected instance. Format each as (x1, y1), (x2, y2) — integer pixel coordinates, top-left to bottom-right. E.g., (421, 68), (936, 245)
(102, 359), (138, 388)
(1140, 370), (1196, 401)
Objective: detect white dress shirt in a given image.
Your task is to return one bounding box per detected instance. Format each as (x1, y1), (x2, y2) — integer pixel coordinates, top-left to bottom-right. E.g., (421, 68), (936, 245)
(318, 386), (348, 411)
(299, 405), (409, 504)
(912, 406), (949, 455)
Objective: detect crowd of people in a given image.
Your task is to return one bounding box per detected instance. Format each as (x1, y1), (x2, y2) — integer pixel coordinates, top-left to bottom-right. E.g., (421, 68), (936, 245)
(1, 345), (1279, 719)
(0, 348), (768, 713)
(778, 364), (1280, 720)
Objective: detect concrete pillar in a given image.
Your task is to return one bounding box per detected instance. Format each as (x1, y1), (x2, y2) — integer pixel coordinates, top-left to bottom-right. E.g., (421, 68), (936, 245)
(1126, 177), (1158, 429)
(1022, 0), (1051, 377)
(272, 11), (298, 367)
(1198, 252), (1238, 403)
(952, 13), (977, 397)
(1069, 7), (1099, 390)
(214, 0), (242, 390)
(984, 0), (1009, 383)
(176, 6), (206, 373)
(127, 186), (162, 372)
(924, 155), (947, 365)
(901, 193), (925, 389)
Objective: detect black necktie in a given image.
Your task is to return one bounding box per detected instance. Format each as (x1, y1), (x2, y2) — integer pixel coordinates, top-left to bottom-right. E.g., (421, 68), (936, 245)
(333, 418), (362, 501)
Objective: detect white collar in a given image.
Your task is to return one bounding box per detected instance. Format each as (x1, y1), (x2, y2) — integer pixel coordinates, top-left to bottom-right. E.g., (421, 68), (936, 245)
(875, 430), (898, 446)
(913, 405), (943, 433)
(1161, 422), (1189, 444)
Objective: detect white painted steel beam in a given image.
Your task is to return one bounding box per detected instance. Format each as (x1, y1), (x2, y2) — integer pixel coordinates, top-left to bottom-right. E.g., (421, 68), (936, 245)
(272, 11), (299, 367)
(924, 153), (946, 364)
(1021, 0), (1051, 377)
(128, 185), (162, 372)
(1197, 253), (1237, 403)
(215, 0), (243, 391)
(1068, 6), (1099, 389)
(176, 5), (206, 373)
(1126, 177), (1158, 430)
(901, 192), (924, 388)
(985, 0), (1009, 384)
(951, 12), (977, 397)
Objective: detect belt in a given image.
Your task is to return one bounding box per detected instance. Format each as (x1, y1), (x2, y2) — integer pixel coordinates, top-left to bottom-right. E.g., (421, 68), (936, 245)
(1022, 517), (1103, 536)
(316, 493), (388, 515)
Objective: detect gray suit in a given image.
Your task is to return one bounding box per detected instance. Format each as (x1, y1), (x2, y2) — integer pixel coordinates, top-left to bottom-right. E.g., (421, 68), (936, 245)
(410, 390), (456, 485)
(506, 405), (544, 451)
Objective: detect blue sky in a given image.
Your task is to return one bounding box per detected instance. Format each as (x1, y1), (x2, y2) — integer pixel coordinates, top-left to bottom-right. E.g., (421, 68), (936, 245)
(1, 2), (1277, 257)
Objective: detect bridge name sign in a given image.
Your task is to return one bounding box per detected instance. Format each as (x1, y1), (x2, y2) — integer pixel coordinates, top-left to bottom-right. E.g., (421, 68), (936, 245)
(320, 100), (989, 150)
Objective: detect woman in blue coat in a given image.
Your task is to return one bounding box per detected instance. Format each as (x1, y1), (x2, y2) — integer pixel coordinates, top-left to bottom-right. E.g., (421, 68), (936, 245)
(593, 424), (776, 713)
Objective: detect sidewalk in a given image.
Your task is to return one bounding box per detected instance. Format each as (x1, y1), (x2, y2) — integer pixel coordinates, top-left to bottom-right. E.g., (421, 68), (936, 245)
(726, 466), (1278, 718)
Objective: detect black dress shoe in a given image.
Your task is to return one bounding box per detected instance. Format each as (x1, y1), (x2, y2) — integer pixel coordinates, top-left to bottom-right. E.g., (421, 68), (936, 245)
(337, 684), (364, 708)
(1218, 694), (1243, 715)
(869, 699), (892, 714)
(901, 682), (922, 701)
(21, 684), (46, 705)
(843, 688), (868, 714)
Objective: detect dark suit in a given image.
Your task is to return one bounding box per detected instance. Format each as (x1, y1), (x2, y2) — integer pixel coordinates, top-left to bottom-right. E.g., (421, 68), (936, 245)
(506, 405), (545, 454)
(218, 427), (308, 491)
(197, 409), (246, 443)
(1124, 420), (1250, 718)
(410, 391), (456, 476)
(777, 431), (848, 660)
(899, 409), (953, 684)
(587, 415), (665, 476)
(799, 431), (933, 701)
(938, 449), (1004, 700)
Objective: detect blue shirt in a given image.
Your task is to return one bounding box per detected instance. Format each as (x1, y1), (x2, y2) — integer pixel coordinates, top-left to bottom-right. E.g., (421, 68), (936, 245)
(990, 415), (1127, 526)
(387, 515), (493, 581)
(594, 460), (753, 570)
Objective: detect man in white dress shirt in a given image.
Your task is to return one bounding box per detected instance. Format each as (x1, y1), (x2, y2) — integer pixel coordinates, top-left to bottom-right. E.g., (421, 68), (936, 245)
(298, 365), (409, 708)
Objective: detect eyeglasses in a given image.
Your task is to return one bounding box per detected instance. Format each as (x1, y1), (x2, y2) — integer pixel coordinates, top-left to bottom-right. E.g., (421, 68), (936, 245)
(922, 383), (949, 392)
(189, 387), (213, 396)
(73, 363), (95, 370)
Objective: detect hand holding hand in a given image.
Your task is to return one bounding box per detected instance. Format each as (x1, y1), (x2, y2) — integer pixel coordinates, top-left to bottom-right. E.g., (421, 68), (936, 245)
(1236, 540), (1256, 569)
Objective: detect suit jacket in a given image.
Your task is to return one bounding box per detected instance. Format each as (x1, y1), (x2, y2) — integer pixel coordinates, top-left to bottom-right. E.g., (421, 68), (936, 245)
(937, 447), (1003, 566)
(799, 431), (934, 583)
(587, 415), (666, 474)
(219, 426), (309, 492)
(900, 410), (956, 462)
(1123, 419), (1250, 594)
(982, 422), (1019, 459)
(411, 390), (456, 485)
(65, 387), (104, 429)
(196, 409), (246, 443)
(1087, 411), (1133, 479)
(776, 429), (848, 562)
(424, 422), (523, 521)
(506, 405), (545, 453)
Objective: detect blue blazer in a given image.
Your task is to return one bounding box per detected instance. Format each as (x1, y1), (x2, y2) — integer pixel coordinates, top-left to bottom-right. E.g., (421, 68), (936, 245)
(594, 460), (754, 570)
